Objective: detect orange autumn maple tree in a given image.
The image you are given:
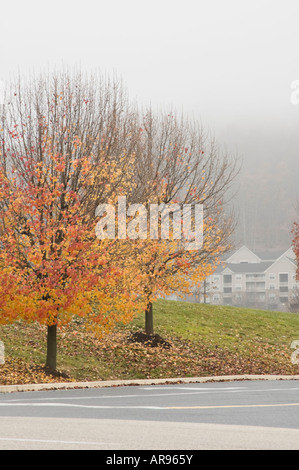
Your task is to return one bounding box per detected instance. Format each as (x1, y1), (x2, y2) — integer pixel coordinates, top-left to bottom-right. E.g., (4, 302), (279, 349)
(0, 137), (142, 370)
(0, 73), (143, 370)
(118, 197), (233, 335)
(119, 110), (238, 334)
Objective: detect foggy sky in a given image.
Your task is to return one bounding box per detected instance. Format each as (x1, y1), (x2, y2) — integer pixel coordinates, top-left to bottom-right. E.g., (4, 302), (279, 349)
(1, 0), (299, 250)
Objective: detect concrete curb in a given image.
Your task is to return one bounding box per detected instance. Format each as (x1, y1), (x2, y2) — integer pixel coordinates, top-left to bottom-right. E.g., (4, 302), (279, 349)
(1, 374), (299, 393)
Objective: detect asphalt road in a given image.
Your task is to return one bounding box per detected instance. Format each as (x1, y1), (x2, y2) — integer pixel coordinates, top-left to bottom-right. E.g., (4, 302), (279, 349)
(0, 380), (299, 449)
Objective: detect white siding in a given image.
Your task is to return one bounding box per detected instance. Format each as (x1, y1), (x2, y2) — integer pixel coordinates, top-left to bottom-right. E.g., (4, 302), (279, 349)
(226, 246), (261, 264)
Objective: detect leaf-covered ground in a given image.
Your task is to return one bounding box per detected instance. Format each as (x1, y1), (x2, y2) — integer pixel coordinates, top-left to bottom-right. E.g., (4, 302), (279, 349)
(0, 300), (299, 385)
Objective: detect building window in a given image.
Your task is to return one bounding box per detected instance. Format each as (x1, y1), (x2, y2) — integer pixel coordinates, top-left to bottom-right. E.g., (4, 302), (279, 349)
(235, 275), (243, 281)
(280, 286), (289, 293)
(269, 274), (276, 280)
(279, 273), (289, 283)
(223, 274), (232, 284)
(224, 287), (232, 294)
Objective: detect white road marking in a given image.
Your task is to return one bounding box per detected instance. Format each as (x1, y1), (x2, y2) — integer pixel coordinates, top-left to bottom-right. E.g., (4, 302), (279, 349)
(140, 386), (246, 391)
(0, 402), (164, 409)
(169, 403), (299, 410)
(0, 389), (248, 403)
(0, 437), (118, 446)
(2, 386), (299, 404)
(0, 402), (299, 411)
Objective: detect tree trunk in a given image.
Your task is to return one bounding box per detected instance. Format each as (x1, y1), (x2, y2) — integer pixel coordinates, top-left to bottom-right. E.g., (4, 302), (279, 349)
(145, 301), (154, 335)
(46, 324), (57, 371)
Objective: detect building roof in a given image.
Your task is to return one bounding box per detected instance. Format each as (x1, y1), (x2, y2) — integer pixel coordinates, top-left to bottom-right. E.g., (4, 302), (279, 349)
(255, 250), (286, 261)
(212, 245), (296, 277)
(215, 262), (273, 274)
(224, 245), (293, 262)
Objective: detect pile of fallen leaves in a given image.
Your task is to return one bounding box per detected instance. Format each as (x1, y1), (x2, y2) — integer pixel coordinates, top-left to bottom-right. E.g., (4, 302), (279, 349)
(0, 321), (298, 386)
(0, 358), (74, 386)
(103, 329), (299, 379)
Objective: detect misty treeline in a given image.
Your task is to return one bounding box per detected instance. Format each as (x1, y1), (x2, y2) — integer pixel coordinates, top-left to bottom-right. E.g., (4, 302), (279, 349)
(234, 144), (298, 252)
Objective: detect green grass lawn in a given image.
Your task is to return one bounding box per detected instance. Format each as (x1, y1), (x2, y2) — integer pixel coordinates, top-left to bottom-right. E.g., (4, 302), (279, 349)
(0, 299), (299, 385)
(148, 300), (299, 350)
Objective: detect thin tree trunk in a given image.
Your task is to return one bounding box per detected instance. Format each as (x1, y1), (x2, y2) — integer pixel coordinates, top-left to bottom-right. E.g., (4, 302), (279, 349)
(145, 301), (154, 335)
(46, 324), (57, 371)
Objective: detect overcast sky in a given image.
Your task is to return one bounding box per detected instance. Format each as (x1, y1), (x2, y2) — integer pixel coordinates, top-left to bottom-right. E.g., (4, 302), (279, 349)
(1, 0), (299, 247)
(1, 0), (299, 119)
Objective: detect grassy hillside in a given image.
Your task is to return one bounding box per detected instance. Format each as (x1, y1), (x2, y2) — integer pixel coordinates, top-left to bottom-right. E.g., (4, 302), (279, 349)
(0, 299), (299, 385)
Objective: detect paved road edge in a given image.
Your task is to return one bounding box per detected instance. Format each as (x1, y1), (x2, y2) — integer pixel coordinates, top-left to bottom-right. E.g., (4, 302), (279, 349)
(1, 374), (299, 393)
